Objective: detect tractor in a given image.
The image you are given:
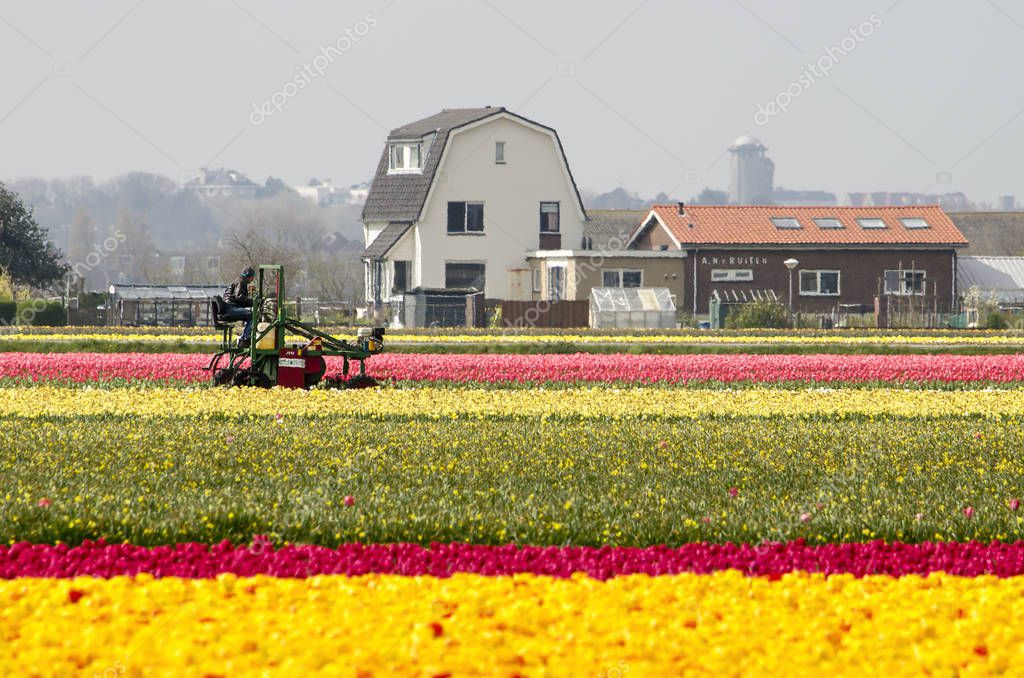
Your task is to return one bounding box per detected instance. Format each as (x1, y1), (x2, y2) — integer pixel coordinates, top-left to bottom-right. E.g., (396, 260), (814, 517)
(206, 264), (384, 388)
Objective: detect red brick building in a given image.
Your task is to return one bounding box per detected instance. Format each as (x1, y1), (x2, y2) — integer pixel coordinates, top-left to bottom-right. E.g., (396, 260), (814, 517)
(626, 204), (968, 314)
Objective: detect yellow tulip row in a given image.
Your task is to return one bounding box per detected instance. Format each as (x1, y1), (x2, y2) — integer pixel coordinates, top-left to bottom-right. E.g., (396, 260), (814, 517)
(2, 572), (1019, 676)
(3, 331), (1024, 345)
(2, 384), (1024, 418)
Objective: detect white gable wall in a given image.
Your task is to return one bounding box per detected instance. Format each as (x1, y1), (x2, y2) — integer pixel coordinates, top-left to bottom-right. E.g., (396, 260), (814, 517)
(415, 115), (585, 299)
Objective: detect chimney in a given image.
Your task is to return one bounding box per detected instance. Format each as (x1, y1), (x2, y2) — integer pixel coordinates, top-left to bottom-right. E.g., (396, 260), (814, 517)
(677, 201), (685, 215)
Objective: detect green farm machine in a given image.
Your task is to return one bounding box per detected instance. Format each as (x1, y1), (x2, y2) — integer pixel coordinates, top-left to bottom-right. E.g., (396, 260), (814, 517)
(206, 265), (384, 388)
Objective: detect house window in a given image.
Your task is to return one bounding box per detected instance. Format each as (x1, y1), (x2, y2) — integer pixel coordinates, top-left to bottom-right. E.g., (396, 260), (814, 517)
(495, 141), (505, 164)
(547, 265), (566, 300)
(799, 270), (840, 296)
(447, 201), (485, 233)
(771, 217), (802, 229)
(388, 142), (423, 173)
(445, 262), (485, 291)
(601, 269), (643, 288)
(711, 268), (754, 282)
(813, 218), (843, 229)
(884, 269), (926, 295)
(392, 260), (409, 293)
(857, 218), (887, 229)
(532, 268), (542, 293)
(170, 256), (186, 276)
(206, 256), (220, 271)
(540, 202), (560, 233)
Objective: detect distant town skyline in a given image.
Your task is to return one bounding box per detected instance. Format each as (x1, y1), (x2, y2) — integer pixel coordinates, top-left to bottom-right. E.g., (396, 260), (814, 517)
(2, 1), (1023, 205)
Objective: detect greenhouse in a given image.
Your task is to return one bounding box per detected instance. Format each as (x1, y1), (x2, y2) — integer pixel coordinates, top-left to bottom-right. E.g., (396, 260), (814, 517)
(589, 287), (677, 329)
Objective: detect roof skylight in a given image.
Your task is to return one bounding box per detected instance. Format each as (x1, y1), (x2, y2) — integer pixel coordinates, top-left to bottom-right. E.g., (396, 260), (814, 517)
(771, 217), (802, 229)
(813, 218), (843, 229)
(857, 218), (887, 229)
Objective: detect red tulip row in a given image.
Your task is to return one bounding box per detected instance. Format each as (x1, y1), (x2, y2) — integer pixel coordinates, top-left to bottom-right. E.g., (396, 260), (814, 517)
(5, 351), (1024, 384)
(5, 539), (1024, 579)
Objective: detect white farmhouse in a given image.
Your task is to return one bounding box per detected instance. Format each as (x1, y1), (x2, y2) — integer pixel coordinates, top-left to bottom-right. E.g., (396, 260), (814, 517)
(361, 107), (587, 309)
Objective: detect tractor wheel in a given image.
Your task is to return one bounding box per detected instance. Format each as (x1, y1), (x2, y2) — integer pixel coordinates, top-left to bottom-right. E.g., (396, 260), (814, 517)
(213, 368), (236, 386)
(232, 369), (272, 388)
(315, 375), (347, 390)
(346, 375), (379, 389)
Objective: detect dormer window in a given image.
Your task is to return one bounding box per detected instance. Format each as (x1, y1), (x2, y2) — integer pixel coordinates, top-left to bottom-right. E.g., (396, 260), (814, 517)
(388, 141), (423, 173)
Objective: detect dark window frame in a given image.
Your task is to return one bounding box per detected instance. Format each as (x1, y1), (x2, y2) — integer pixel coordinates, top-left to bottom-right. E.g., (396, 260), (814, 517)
(884, 269), (926, 295)
(540, 201), (560, 233)
(392, 260), (409, 294)
(447, 201), (485, 234)
(799, 269), (841, 296)
(445, 262), (486, 291)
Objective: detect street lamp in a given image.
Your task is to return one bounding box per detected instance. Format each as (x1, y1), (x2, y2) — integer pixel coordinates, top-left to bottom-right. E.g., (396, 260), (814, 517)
(108, 284), (117, 326)
(783, 258), (799, 311)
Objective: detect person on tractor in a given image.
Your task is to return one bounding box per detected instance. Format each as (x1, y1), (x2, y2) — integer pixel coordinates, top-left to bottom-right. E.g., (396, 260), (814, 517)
(221, 266), (256, 347)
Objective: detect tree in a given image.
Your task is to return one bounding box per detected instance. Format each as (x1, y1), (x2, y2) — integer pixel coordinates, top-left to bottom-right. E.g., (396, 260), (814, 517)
(690, 188), (729, 205)
(115, 206), (165, 284)
(0, 182), (66, 297)
(68, 207), (96, 264)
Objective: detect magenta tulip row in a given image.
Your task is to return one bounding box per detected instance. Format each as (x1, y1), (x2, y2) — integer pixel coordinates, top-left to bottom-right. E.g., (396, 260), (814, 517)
(5, 539), (1024, 579)
(4, 352), (1024, 384)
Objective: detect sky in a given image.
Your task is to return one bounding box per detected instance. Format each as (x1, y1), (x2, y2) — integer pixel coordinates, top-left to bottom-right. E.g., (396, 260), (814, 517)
(1, 0), (1022, 205)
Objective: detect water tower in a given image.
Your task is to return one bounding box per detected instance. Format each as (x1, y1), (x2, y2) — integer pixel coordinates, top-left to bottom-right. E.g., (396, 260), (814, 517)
(728, 135), (774, 204)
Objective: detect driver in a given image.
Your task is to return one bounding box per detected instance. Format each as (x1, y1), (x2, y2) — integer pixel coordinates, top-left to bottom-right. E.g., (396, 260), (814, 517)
(221, 266), (255, 347)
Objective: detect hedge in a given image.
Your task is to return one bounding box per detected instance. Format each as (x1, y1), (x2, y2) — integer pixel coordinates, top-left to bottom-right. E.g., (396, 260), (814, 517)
(14, 300), (65, 326)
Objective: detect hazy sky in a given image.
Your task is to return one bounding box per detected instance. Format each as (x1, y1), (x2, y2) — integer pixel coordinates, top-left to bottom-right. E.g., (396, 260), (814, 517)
(1, 0), (1021, 204)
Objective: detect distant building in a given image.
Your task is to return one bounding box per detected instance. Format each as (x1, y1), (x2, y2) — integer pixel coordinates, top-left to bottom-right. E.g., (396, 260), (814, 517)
(728, 135), (774, 204)
(295, 179), (370, 206)
(998, 195), (1016, 211)
(347, 182), (369, 205)
(184, 168), (258, 199)
(773, 187), (837, 206)
(295, 179), (341, 205)
(957, 256), (1024, 305)
(848, 191), (973, 211)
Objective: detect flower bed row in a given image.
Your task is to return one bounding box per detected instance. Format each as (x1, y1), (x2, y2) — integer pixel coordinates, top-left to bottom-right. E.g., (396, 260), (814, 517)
(5, 331), (1024, 344)
(4, 572), (1018, 675)
(4, 413), (1023, 546)
(3, 383), (1024, 418)
(6, 540), (1024, 579)
(6, 351), (1024, 384)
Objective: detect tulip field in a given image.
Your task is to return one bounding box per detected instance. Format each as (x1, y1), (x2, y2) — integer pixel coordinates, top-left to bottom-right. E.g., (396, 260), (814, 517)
(2, 344), (1024, 675)
(5, 350), (1024, 385)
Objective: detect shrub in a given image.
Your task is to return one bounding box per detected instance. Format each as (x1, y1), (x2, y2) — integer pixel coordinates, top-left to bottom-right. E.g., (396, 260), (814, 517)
(15, 300), (65, 326)
(725, 300), (791, 329)
(0, 301), (15, 324)
(986, 311), (1009, 330)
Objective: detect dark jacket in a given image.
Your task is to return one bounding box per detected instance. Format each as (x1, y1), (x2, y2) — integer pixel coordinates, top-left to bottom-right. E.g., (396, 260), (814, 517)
(224, 277), (253, 307)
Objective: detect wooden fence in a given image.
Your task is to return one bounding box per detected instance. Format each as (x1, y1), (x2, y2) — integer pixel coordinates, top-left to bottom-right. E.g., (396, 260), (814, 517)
(501, 300), (590, 328)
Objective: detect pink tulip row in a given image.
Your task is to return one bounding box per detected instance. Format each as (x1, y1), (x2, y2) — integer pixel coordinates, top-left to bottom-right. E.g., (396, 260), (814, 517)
(5, 352), (1024, 384)
(5, 539), (1024, 579)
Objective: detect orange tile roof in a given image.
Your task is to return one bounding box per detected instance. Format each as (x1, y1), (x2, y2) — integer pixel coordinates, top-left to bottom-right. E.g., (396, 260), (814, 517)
(636, 205), (968, 247)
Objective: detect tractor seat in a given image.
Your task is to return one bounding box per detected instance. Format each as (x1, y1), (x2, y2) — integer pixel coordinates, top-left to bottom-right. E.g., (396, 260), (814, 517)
(210, 295), (235, 330)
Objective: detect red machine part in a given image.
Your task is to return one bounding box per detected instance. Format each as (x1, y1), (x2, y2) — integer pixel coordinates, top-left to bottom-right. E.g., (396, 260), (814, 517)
(276, 348), (326, 389)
